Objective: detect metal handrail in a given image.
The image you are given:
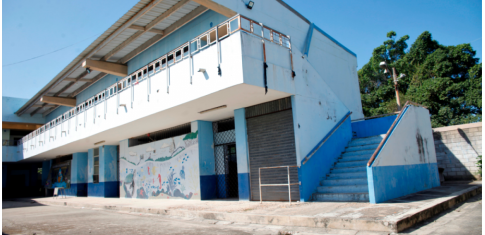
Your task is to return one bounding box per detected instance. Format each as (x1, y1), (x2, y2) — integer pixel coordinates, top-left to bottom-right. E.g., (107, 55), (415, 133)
(302, 112), (352, 165)
(366, 101), (428, 166)
(259, 165), (299, 204)
(20, 14), (293, 150)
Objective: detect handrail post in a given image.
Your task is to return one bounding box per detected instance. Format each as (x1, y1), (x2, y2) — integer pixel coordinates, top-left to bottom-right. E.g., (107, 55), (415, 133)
(287, 166), (291, 204)
(259, 168), (262, 204)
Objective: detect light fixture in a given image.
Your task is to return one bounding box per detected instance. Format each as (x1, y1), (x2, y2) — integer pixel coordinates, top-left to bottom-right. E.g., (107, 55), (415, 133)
(379, 61), (389, 73)
(86, 68), (91, 74)
(94, 140), (105, 145)
(199, 105), (227, 114)
(246, 1), (254, 9)
(198, 68), (206, 73)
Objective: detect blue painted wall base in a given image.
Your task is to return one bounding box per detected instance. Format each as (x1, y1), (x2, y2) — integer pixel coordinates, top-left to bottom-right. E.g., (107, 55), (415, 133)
(64, 183), (87, 197)
(237, 173), (250, 201)
(351, 115), (397, 138)
(367, 163), (440, 203)
(298, 113), (352, 202)
(88, 181), (119, 197)
(199, 175), (217, 200)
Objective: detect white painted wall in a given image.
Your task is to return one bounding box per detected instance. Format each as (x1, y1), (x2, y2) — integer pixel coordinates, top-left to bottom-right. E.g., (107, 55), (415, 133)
(241, 32), (350, 164)
(209, 0), (364, 120)
(373, 105), (437, 167)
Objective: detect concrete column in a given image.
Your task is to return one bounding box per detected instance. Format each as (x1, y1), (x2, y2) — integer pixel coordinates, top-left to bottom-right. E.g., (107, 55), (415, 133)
(66, 152), (88, 196)
(234, 108), (250, 201)
(88, 146), (119, 197)
(193, 120), (216, 200)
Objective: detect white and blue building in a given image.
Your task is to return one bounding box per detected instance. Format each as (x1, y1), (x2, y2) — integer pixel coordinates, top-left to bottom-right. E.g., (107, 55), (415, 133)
(6, 0), (439, 203)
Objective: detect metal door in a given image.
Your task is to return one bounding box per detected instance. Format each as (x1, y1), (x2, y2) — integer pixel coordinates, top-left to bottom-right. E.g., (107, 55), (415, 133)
(246, 98), (299, 201)
(213, 118), (239, 198)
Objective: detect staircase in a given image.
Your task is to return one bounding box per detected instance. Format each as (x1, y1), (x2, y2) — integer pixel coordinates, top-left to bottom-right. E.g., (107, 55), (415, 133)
(312, 135), (384, 202)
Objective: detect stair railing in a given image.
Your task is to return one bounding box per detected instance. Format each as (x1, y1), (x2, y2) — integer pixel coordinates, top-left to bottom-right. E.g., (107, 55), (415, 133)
(302, 111), (352, 165)
(367, 101), (428, 166)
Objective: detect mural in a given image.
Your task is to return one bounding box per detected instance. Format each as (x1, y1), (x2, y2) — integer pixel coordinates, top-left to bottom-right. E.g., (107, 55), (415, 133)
(45, 162), (71, 189)
(120, 131), (200, 200)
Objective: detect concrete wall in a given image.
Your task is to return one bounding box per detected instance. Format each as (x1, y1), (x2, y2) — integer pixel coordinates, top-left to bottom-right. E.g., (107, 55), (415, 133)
(88, 146), (119, 197)
(194, 120), (217, 200)
(119, 127), (201, 200)
(65, 152), (88, 196)
(298, 112), (352, 202)
(433, 122), (482, 180)
(234, 108), (250, 201)
(367, 105), (440, 203)
(351, 115), (397, 138)
(241, 32), (350, 165)
(2, 97), (45, 124)
(2, 146), (22, 162)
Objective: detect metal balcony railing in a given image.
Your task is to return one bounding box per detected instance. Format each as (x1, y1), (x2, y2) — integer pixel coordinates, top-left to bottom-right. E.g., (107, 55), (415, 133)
(19, 14), (293, 153)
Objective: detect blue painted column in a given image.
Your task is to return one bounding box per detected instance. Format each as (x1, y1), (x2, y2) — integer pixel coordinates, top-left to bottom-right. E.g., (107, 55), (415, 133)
(41, 160), (51, 187)
(101, 145), (119, 197)
(193, 120), (217, 200)
(234, 108), (250, 201)
(88, 146), (119, 197)
(66, 152), (88, 196)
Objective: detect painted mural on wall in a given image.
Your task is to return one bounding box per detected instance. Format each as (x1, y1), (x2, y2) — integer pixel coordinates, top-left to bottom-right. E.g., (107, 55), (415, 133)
(120, 131), (200, 200)
(45, 162), (71, 189)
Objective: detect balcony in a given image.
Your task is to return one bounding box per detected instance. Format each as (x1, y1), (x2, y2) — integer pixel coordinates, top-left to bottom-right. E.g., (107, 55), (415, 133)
(19, 15), (296, 161)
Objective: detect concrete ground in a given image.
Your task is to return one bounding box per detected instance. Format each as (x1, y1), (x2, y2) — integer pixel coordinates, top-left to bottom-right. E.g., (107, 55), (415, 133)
(2, 181), (481, 233)
(2, 193), (482, 235)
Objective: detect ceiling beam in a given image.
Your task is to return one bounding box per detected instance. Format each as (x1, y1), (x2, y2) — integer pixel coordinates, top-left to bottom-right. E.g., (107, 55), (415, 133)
(190, 0), (236, 18)
(120, 6), (208, 64)
(102, 0), (190, 61)
(128, 25), (164, 34)
(82, 59), (127, 77)
(2, 122), (43, 131)
(16, 0), (165, 116)
(41, 107), (58, 117)
(40, 96), (77, 107)
(30, 104), (46, 117)
(64, 78), (93, 82)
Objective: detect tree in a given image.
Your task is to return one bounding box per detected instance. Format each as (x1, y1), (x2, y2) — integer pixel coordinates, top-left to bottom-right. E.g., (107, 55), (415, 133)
(358, 31), (482, 127)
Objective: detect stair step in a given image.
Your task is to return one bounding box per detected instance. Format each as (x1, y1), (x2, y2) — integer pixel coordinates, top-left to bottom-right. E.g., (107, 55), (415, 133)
(342, 149), (375, 157)
(339, 155), (372, 162)
(317, 184), (368, 193)
(312, 192), (369, 202)
(334, 160), (368, 168)
(327, 171), (367, 179)
(331, 166), (366, 173)
(345, 143), (379, 152)
(348, 135), (385, 147)
(320, 178), (368, 186)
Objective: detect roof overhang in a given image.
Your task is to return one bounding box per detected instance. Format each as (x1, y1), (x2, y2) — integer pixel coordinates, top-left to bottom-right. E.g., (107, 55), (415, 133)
(16, 0), (238, 117)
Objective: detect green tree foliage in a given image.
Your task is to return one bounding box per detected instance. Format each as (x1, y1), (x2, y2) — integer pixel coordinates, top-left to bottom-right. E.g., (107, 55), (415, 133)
(358, 31), (482, 127)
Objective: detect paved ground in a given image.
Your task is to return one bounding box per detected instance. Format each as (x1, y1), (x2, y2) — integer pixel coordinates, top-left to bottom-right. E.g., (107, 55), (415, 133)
(2, 193), (482, 235)
(5, 181), (481, 232)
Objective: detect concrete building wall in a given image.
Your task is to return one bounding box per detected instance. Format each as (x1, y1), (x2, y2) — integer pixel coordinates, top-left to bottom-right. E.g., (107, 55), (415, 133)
(119, 127), (202, 200)
(3, 97), (45, 124)
(433, 122), (482, 180)
(367, 105), (440, 203)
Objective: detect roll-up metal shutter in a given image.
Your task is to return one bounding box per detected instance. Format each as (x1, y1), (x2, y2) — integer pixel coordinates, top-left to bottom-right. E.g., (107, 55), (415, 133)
(246, 98), (299, 201)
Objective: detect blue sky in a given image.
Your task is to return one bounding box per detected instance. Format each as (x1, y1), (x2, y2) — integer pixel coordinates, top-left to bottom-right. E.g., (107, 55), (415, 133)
(2, 0), (482, 99)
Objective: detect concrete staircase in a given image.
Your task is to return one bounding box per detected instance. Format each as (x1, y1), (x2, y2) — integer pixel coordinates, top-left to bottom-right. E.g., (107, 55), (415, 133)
(312, 135), (384, 202)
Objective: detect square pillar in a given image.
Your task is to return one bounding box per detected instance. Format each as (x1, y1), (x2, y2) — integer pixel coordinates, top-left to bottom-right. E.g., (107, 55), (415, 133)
(193, 120), (217, 200)
(88, 146), (119, 197)
(65, 152), (87, 196)
(234, 108), (250, 201)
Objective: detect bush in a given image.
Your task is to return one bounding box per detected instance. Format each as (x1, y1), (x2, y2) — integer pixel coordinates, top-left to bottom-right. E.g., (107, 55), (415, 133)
(477, 155), (482, 177)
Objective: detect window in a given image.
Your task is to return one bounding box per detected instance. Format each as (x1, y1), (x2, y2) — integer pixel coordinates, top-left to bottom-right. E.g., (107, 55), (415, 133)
(93, 148), (99, 184)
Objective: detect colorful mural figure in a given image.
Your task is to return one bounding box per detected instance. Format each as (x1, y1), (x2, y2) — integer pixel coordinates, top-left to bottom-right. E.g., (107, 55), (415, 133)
(120, 132), (200, 200)
(46, 162), (71, 189)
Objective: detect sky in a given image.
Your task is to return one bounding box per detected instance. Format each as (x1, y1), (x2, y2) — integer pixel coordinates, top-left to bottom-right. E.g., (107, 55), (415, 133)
(2, 0), (482, 99)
